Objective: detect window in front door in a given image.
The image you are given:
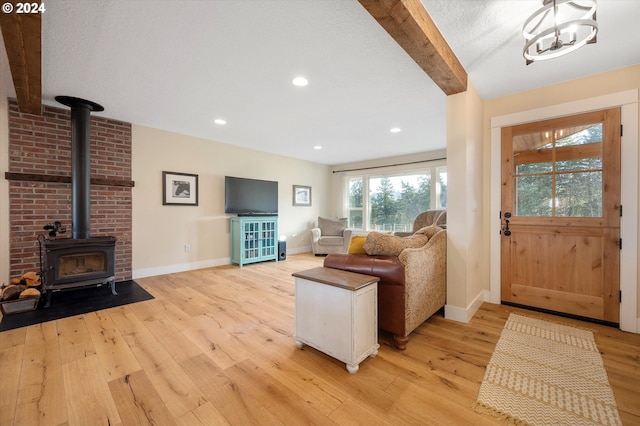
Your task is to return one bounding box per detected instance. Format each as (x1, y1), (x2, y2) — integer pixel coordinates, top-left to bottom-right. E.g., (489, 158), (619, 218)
(513, 122), (603, 218)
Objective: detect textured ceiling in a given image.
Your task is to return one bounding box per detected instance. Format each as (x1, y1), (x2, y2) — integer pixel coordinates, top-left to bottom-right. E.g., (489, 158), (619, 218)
(424, 0), (640, 100)
(2, 0), (639, 165)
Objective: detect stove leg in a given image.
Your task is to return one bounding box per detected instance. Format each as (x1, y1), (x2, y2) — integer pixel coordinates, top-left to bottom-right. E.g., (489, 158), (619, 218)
(110, 279), (117, 295)
(44, 289), (52, 308)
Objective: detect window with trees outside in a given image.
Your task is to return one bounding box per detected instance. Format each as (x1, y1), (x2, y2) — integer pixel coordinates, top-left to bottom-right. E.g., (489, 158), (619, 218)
(513, 122), (603, 217)
(346, 165), (446, 232)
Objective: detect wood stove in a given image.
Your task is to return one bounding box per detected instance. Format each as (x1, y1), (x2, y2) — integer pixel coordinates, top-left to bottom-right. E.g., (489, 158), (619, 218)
(42, 237), (116, 306)
(40, 96), (118, 307)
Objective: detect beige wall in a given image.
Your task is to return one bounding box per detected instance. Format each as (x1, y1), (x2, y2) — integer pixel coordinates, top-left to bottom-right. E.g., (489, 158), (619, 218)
(0, 97), (8, 283)
(444, 81), (485, 319)
(485, 65), (640, 115)
(132, 125), (331, 278)
(1, 50), (15, 283)
(442, 65), (640, 325)
(483, 64), (640, 321)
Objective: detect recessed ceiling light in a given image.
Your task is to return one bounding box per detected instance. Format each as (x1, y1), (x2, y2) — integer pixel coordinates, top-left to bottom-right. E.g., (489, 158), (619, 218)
(313, 145), (322, 150)
(390, 127), (402, 133)
(292, 76), (309, 87)
(213, 119), (226, 125)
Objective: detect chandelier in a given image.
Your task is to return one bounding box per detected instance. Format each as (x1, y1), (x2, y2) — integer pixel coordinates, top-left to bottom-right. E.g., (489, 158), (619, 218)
(523, 0), (598, 65)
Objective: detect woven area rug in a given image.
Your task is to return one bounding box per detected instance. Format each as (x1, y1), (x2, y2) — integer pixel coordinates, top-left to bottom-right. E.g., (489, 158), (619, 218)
(475, 313), (622, 426)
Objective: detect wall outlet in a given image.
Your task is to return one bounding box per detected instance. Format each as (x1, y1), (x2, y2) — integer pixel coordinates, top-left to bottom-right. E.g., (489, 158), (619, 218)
(184, 243), (191, 252)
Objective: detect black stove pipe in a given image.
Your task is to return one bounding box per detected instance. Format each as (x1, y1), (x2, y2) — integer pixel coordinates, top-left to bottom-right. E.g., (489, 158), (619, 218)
(55, 96), (104, 239)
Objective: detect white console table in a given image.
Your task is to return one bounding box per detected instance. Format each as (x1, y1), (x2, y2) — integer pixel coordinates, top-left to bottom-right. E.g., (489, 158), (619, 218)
(292, 267), (380, 374)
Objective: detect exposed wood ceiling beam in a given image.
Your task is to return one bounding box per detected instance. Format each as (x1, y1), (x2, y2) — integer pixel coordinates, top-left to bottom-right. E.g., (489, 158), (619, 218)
(0, 10), (42, 114)
(358, 0), (467, 96)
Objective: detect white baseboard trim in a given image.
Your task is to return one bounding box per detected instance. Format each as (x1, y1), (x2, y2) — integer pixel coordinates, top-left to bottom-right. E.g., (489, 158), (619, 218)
(133, 257), (231, 279)
(444, 290), (490, 323)
(286, 246), (312, 255)
(132, 248), (314, 280)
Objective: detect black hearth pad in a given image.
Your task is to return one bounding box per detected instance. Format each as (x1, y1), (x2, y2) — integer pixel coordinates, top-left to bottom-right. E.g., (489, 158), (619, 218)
(0, 280), (154, 332)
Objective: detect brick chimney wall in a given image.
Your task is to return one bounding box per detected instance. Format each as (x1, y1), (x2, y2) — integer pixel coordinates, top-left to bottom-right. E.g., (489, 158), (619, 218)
(7, 100), (133, 281)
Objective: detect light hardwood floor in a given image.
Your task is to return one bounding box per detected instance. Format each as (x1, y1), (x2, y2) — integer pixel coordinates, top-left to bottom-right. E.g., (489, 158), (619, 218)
(1, 253), (639, 425)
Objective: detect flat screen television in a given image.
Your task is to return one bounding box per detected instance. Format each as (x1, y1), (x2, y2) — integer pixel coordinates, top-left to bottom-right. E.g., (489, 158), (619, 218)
(225, 176), (278, 216)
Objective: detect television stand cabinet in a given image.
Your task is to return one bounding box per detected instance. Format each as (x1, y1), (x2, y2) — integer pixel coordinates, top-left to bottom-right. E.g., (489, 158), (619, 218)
(230, 216), (278, 267)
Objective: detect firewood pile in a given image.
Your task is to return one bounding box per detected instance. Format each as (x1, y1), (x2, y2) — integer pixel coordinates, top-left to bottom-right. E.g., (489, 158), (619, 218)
(0, 271), (42, 314)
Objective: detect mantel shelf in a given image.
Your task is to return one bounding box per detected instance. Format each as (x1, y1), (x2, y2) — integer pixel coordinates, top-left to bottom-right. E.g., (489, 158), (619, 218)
(4, 172), (135, 187)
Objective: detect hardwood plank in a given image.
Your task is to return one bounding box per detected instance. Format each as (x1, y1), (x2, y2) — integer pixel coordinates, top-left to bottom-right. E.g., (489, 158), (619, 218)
(108, 369), (177, 426)
(328, 397), (394, 426)
(14, 322), (67, 426)
(83, 310), (142, 380)
(179, 353), (282, 425)
(286, 343), (401, 414)
(0, 254), (637, 425)
(129, 296), (198, 329)
(195, 282), (294, 340)
(109, 305), (207, 418)
(385, 333), (487, 389)
(175, 401), (230, 426)
(234, 314), (349, 416)
(129, 300), (203, 363)
(385, 375), (498, 425)
(0, 344), (24, 425)
(141, 357), (208, 419)
(147, 279), (212, 317)
(182, 312), (250, 370)
(224, 359), (333, 424)
(56, 315), (97, 364)
(0, 326), (26, 350)
(108, 305), (173, 368)
(62, 354), (122, 425)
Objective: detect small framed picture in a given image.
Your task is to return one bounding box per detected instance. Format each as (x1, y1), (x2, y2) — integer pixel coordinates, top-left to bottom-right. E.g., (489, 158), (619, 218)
(163, 171), (199, 206)
(293, 185), (311, 206)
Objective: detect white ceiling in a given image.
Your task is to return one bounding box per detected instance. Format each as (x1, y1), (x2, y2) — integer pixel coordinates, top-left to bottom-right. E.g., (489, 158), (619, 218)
(2, 1), (639, 165)
(424, 0), (640, 99)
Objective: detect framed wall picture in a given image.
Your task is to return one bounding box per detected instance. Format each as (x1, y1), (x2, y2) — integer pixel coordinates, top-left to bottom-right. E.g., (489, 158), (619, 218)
(293, 185), (311, 206)
(163, 171), (199, 206)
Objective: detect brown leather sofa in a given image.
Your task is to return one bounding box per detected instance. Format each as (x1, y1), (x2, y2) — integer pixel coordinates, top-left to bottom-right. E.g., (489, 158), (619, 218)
(324, 210), (446, 350)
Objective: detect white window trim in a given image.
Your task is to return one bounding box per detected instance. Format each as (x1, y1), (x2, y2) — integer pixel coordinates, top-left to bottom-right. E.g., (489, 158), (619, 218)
(341, 160), (446, 232)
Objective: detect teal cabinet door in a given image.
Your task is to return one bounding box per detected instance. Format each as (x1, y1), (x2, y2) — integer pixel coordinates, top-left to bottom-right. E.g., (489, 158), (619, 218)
(230, 216), (278, 267)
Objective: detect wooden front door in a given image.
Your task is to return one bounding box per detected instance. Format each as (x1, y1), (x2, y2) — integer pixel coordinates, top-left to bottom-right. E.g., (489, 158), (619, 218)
(501, 109), (621, 323)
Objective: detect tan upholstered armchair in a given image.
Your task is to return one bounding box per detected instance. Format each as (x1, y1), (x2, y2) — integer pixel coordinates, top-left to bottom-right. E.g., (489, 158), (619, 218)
(311, 217), (352, 255)
(324, 210), (446, 349)
(394, 209), (446, 237)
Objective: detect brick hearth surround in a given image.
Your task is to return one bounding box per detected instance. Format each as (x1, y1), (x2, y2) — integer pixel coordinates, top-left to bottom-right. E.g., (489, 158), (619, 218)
(7, 99), (133, 281)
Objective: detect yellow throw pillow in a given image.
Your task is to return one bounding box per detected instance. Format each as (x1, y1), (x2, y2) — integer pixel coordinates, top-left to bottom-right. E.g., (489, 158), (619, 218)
(348, 235), (367, 254)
